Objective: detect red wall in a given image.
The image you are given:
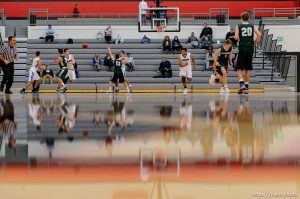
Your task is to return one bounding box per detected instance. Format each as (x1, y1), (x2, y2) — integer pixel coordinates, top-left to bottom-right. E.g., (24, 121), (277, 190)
(0, 1), (298, 18)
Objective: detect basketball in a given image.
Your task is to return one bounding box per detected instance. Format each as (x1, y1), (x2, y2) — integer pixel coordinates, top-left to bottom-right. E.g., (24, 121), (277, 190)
(82, 43), (89, 49)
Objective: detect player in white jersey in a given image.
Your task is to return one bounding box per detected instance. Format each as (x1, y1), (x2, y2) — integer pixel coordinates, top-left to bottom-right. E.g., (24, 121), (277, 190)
(64, 48), (76, 83)
(118, 50), (133, 92)
(178, 48), (196, 94)
(20, 51), (44, 94)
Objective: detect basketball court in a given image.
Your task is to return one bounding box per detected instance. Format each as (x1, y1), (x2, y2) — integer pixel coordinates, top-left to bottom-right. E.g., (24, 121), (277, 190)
(1, 0), (300, 198)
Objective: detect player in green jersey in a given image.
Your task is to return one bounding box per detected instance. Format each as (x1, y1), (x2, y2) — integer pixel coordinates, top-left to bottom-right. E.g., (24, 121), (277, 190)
(234, 12), (261, 94)
(213, 39), (233, 93)
(107, 48), (130, 93)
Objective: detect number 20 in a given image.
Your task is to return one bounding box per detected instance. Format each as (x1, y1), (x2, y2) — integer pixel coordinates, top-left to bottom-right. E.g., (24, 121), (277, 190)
(241, 27), (252, 37)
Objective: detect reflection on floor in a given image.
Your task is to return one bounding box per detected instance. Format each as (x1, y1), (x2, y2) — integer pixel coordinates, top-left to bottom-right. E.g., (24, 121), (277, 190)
(0, 93), (299, 199)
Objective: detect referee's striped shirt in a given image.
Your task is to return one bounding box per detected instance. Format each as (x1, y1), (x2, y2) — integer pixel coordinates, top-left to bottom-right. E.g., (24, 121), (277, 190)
(0, 43), (18, 63)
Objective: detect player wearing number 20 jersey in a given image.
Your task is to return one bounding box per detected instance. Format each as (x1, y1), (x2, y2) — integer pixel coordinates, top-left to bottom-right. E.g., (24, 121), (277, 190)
(235, 12), (261, 95)
(237, 23), (254, 71)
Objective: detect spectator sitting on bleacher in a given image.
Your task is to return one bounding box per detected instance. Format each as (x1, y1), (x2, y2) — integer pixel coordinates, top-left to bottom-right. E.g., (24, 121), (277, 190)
(226, 27), (237, 47)
(115, 34), (125, 44)
(104, 52), (113, 71)
(172, 36), (182, 53)
(45, 24), (55, 44)
(104, 25), (112, 44)
(42, 65), (54, 84)
(125, 53), (135, 72)
(153, 57), (172, 78)
(186, 32), (199, 48)
(92, 53), (102, 71)
(199, 23), (213, 47)
(162, 35), (171, 53)
(205, 44), (214, 71)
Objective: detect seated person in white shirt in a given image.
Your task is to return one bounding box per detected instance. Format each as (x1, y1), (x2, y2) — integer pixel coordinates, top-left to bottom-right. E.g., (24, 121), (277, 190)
(45, 24), (55, 44)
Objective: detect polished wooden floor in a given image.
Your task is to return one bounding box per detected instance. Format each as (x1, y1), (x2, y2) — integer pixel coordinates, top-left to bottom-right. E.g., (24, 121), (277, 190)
(0, 93), (299, 199)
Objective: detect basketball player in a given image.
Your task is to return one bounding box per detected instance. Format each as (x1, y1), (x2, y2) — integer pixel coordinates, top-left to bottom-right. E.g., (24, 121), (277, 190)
(118, 50), (133, 92)
(212, 39), (233, 93)
(107, 48), (130, 93)
(64, 48), (76, 83)
(20, 51), (44, 94)
(178, 48), (196, 94)
(56, 48), (68, 92)
(235, 12), (261, 94)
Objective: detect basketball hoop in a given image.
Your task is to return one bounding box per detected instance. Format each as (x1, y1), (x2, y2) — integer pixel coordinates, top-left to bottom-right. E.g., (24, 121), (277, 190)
(156, 25), (166, 32)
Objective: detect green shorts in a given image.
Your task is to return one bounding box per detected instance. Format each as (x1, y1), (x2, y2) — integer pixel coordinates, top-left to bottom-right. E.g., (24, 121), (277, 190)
(56, 67), (68, 80)
(237, 47), (254, 71)
(111, 71), (125, 84)
(216, 65), (227, 77)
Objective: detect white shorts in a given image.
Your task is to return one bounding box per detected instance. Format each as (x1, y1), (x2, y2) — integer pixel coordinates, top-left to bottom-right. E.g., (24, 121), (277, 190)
(67, 70), (76, 81)
(28, 68), (40, 83)
(179, 69), (192, 79)
(122, 66), (126, 77)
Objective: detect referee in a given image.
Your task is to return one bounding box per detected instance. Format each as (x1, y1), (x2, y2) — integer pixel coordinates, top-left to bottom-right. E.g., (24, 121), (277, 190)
(0, 36), (19, 94)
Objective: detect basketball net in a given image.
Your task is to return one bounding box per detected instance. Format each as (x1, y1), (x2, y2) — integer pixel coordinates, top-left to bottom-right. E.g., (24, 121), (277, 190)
(156, 25), (166, 32)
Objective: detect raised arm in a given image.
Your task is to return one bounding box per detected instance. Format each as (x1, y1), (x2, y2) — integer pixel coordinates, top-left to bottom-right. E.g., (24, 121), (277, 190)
(107, 47), (115, 61)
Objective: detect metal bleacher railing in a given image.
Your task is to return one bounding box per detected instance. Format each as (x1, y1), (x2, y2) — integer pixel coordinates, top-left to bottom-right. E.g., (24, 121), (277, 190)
(28, 8), (229, 26)
(0, 9), (6, 26)
(259, 24), (291, 81)
(251, 7), (300, 25)
(181, 8), (229, 25)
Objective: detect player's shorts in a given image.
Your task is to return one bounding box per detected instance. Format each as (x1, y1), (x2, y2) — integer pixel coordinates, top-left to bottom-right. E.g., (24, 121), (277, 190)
(56, 67), (69, 80)
(67, 70), (76, 81)
(179, 69), (192, 79)
(236, 47), (254, 71)
(111, 71), (125, 84)
(216, 64), (228, 77)
(122, 65), (126, 77)
(28, 68), (40, 83)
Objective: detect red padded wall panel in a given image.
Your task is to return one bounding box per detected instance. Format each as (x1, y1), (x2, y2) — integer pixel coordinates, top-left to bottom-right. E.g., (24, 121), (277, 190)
(0, 1), (297, 18)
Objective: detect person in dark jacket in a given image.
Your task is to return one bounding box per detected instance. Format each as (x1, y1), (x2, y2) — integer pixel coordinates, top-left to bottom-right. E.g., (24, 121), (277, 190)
(172, 36), (182, 53)
(157, 57), (172, 78)
(200, 23), (213, 43)
(42, 65), (54, 84)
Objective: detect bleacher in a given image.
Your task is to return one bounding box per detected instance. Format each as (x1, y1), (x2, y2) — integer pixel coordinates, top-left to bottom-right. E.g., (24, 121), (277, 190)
(25, 38), (269, 91)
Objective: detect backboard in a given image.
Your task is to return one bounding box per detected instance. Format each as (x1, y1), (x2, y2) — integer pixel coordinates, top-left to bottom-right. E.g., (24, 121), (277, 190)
(138, 7), (180, 32)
